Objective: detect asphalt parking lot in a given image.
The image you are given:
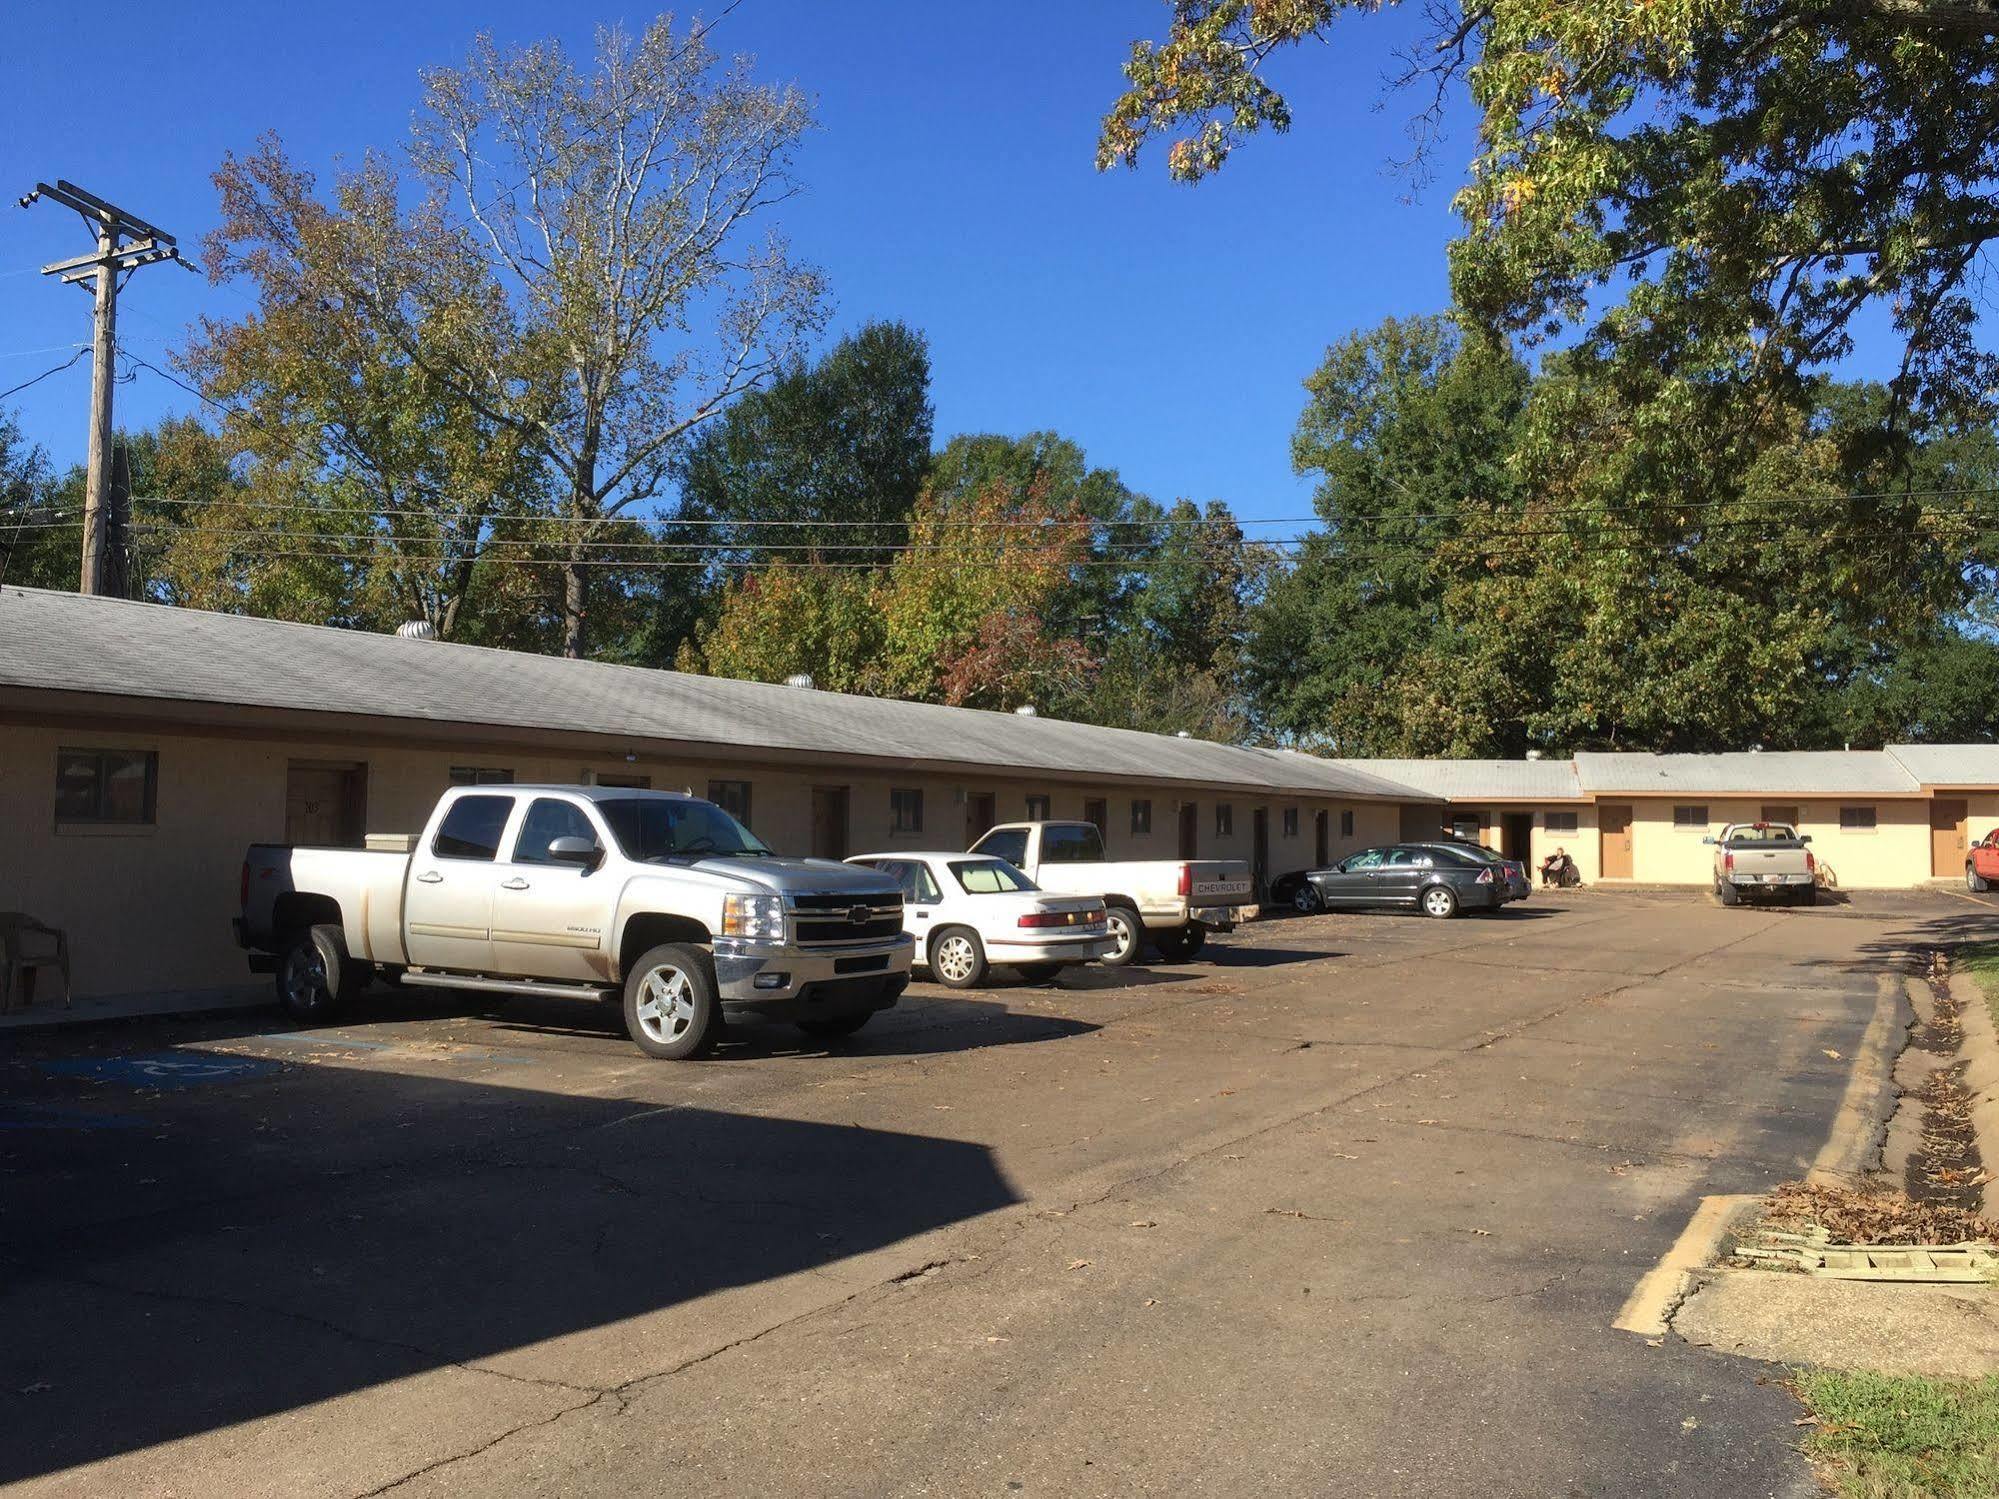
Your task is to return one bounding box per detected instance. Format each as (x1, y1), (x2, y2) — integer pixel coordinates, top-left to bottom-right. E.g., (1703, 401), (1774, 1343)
(2, 888), (1985, 1498)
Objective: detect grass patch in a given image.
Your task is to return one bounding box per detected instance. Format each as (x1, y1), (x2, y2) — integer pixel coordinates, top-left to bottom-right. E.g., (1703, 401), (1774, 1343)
(1794, 1370), (1999, 1498)
(1959, 942), (1999, 1032)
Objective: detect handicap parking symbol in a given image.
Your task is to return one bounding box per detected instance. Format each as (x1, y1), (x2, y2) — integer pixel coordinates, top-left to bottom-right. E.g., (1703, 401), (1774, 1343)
(39, 1050), (286, 1091)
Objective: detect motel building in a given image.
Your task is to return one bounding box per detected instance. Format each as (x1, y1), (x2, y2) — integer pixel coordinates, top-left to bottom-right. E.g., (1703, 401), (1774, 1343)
(2, 585), (1996, 1005)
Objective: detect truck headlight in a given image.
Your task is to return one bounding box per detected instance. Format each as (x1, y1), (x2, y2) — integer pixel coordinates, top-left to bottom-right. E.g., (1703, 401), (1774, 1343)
(722, 892), (786, 943)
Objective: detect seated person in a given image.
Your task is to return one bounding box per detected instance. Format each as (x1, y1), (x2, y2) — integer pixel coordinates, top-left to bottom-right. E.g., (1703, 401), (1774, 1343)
(1540, 847), (1575, 886)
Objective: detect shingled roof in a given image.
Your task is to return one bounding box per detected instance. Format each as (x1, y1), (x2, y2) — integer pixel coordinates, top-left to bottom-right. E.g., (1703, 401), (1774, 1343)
(0, 587), (1427, 801)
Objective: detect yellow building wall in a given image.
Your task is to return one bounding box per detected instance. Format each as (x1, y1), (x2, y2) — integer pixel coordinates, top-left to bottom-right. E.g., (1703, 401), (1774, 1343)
(1611, 797), (1934, 888)
(0, 719), (1404, 1001)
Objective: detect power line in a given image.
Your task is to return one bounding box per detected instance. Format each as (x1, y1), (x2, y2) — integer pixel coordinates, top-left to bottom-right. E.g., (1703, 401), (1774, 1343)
(0, 347), (88, 403)
(116, 354), (1999, 538)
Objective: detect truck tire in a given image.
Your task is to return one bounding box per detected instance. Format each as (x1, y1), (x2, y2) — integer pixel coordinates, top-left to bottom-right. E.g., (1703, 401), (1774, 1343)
(1100, 904), (1144, 968)
(1717, 880), (1740, 907)
(798, 1012), (873, 1041)
(1970, 864), (1990, 894)
(276, 923), (368, 1022)
(1153, 923), (1206, 962)
(622, 943), (721, 1060)
(1796, 885), (1818, 907)
(930, 927), (989, 989)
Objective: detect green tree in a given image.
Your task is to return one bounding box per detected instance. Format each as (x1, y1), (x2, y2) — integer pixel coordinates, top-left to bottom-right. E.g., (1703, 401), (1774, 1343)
(675, 321), (934, 567)
(1244, 315), (1530, 750)
(1101, 2), (1999, 426)
(0, 409), (59, 589)
(204, 15), (826, 658)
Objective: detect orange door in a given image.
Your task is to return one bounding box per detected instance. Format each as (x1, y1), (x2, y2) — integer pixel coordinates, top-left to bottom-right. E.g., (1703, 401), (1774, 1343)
(1599, 804), (1633, 879)
(1931, 799), (1968, 877)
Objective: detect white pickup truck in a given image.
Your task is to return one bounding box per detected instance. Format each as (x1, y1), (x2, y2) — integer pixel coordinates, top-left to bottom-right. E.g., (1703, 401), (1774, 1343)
(236, 785), (914, 1059)
(966, 820), (1254, 965)
(1705, 821), (1818, 907)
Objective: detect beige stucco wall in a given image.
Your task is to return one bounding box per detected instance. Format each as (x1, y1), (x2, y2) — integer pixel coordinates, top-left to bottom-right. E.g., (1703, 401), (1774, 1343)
(1605, 797), (1935, 889)
(1425, 803), (1600, 886)
(0, 718), (1414, 1000)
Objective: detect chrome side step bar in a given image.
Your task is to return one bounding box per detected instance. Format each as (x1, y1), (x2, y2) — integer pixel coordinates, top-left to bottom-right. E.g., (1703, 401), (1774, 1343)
(398, 970), (614, 1002)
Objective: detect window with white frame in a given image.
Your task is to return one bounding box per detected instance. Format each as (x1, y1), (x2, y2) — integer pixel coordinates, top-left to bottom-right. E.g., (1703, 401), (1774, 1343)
(450, 766), (515, 786)
(1340, 808), (1355, 837)
(1283, 807), (1300, 837)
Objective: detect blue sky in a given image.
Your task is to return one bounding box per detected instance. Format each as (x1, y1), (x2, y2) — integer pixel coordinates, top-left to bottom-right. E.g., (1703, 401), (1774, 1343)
(4, 1), (1475, 525)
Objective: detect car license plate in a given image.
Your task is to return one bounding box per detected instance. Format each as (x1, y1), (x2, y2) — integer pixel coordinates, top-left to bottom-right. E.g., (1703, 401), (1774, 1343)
(1757, 873), (1781, 883)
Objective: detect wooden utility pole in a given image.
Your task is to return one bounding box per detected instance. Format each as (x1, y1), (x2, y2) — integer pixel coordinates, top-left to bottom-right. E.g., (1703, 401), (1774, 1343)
(18, 180), (195, 595)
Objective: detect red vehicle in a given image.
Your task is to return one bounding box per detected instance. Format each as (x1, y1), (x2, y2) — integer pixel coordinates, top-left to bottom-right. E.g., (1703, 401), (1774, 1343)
(1968, 830), (1999, 892)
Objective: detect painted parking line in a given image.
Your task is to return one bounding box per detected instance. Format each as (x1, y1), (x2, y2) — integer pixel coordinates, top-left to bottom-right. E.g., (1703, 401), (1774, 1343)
(38, 1051), (286, 1091)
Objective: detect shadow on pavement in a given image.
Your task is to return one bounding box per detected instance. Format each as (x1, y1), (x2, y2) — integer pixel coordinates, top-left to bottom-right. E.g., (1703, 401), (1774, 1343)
(0, 1056), (1016, 1482)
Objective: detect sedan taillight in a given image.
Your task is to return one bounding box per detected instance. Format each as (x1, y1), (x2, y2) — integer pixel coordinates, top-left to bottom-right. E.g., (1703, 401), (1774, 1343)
(1019, 910), (1088, 929)
(1475, 867), (1494, 884)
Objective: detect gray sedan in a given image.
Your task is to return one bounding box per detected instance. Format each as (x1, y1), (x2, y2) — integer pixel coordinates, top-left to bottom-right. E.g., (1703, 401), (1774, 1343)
(1299, 843), (1508, 918)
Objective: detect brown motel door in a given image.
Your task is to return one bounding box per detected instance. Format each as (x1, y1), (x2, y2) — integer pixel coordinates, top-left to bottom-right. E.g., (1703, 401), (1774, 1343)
(1931, 798), (1968, 877)
(1179, 801), (1198, 859)
(1599, 804), (1634, 879)
(966, 792), (996, 849)
(286, 762), (365, 846)
(810, 787), (850, 861)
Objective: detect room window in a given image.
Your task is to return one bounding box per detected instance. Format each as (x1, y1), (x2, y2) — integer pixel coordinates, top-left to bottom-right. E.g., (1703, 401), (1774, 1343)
(449, 766), (514, 786)
(1131, 799), (1152, 836)
(1215, 803), (1234, 837)
(55, 748), (157, 825)
(708, 779), (752, 826)
(1545, 811), (1578, 834)
(1026, 794), (1051, 821)
(1672, 804), (1708, 829)
(1283, 807), (1300, 838)
(1340, 809), (1355, 838)
(891, 787), (924, 834)
(1839, 805), (1877, 830)
(1083, 797), (1108, 833)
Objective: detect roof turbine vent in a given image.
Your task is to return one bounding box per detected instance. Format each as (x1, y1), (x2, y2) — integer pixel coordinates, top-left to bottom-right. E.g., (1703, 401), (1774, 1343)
(784, 673), (815, 690)
(1524, 749), (1544, 761)
(1014, 704), (1038, 717)
(395, 620), (437, 640)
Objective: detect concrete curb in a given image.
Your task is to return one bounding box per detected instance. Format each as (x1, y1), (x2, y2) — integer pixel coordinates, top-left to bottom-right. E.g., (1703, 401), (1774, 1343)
(1952, 967), (1999, 1224)
(0, 982), (269, 1034)
(1807, 973), (1913, 1185)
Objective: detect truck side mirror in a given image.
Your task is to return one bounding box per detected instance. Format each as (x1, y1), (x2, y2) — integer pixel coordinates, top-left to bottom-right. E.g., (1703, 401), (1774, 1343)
(1700, 836), (1715, 845)
(547, 836), (602, 869)
(1800, 834), (1812, 844)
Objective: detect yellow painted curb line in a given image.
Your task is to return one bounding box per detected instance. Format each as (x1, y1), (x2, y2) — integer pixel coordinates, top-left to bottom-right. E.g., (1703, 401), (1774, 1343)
(1613, 1193), (1761, 1338)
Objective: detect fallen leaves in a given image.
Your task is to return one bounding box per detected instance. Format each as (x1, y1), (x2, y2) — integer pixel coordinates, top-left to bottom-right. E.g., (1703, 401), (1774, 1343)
(1067, 1258), (1092, 1271)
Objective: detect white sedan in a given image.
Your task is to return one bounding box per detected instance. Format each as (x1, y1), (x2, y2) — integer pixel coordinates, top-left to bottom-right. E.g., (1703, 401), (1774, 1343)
(845, 851), (1113, 988)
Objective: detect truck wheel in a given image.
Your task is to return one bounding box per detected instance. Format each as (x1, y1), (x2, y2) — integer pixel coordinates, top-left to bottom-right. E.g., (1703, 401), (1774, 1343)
(930, 927), (988, 989)
(1100, 904), (1144, 968)
(798, 1012), (872, 1041)
(1153, 923), (1206, 962)
(623, 943), (721, 1060)
(276, 924), (366, 1022)
(1796, 885), (1818, 907)
(1420, 885), (1458, 919)
(1969, 865), (1990, 894)
(1716, 880), (1739, 907)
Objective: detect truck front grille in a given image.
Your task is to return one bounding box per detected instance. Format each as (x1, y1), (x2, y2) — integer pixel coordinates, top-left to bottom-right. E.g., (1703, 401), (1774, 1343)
(791, 893), (905, 946)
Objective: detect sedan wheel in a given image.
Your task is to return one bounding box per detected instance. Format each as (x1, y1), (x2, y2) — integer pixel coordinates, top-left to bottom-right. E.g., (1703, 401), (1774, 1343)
(931, 928), (988, 989)
(1292, 883), (1323, 914)
(1421, 885), (1458, 919)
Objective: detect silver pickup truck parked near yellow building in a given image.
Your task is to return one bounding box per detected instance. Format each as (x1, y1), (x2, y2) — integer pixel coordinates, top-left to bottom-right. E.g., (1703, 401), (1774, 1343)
(238, 785), (913, 1058)
(1705, 821), (1818, 907)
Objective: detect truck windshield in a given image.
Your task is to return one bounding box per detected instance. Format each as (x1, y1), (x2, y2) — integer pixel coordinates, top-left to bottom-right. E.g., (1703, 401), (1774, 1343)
(597, 798), (772, 861)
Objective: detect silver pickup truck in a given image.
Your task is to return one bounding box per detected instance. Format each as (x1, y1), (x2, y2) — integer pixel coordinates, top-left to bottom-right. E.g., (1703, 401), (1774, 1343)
(237, 785), (913, 1058)
(1705, 821), (1818, 907)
